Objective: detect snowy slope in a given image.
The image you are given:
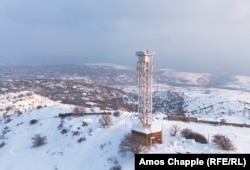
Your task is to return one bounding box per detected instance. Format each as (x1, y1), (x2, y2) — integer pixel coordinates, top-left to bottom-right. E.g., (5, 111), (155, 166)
(0, 91), (250, 170)
(155, 69), (212, 86)
(155, 68), (250, 93)
(0, 91), (62, 115)
(223, 75), (250, 91)
(182, 87), (250, 123)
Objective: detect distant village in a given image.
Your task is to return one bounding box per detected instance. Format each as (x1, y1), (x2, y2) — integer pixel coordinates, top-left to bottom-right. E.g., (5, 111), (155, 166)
(0, 78), (137, 112)
(0, 65), (140, 112)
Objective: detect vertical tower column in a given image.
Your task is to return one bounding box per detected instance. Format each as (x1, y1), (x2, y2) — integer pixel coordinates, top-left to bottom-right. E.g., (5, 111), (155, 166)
(136, 50), (155, 127)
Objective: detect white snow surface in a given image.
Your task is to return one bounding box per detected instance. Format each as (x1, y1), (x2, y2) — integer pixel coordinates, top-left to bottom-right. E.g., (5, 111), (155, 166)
(224, 75), (250, 91)
(0, 90), (250, 170)
(160, 69), (212, 86)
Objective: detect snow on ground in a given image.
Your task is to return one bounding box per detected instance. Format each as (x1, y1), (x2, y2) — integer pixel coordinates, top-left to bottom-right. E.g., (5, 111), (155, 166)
(160, 69), (212, 86)
(182, 87), (250, 123)
(0, 91), (64, 115)
(224, 75), (250, 91)
(0, 91), (250, 170)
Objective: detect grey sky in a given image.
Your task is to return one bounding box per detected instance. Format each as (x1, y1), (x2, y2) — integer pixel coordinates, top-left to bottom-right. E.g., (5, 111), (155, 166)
(1, 0), (250, 75)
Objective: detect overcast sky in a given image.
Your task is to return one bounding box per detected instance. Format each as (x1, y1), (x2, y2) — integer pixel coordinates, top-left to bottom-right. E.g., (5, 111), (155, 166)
(1, 0), (250, 75)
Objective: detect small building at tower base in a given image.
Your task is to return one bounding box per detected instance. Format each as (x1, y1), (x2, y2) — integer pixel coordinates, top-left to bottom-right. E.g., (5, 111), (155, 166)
(131, 124), (162, 146)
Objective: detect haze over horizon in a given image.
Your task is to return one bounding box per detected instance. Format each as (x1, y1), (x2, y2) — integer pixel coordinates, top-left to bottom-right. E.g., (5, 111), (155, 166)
(1, 0), (250, 75)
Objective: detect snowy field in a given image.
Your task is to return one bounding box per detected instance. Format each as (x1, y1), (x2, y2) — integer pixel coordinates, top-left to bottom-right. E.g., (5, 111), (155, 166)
(0, 90), (250, 170)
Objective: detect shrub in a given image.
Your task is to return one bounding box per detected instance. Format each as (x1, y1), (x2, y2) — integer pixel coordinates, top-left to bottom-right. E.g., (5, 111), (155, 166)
(6, 106), (13, 112)
(99, 113), (113, 128)
(193, 133), (208, 144)
(72, 131), (80, 136)
(36, 105), (43, 109)
(181, 128), (193, 138)
(100, 143), (107, 150)
(16, 110), (23, 116)
(2, 127), (10, 136)
(212, 134), (235, 151)
(181, 128), (208, 144)
(31, 134), (47, 147)
(88, 128), (93, 135)
(113, 111), (120, 117)
(61, 129), (68, 134)
(108, 156), (121, 170)
(17, 94), (24, 98)
(77, 137), (86, 143)
(30, 119), (38, 125)
(73, 106), (86, 114)
(119, 133), (145, 156)
(0, 141), (5, 148)
(107, 156), (119, 165)
(4, 118), (12, 124)
(169, 124), (180, 136)
(82, 121), (88, 127)
(109, 164), (122, 170)
(57, 122), (63, 130)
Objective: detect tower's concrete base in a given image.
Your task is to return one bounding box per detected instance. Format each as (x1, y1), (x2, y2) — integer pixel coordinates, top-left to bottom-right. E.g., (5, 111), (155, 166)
(131, 124), (162, 146)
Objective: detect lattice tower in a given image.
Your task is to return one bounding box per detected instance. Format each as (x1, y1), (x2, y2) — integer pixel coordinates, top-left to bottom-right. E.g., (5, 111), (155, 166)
(136, 50), (155, 127)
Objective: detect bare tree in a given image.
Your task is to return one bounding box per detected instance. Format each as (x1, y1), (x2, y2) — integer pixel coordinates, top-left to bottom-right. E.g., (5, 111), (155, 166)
(119, 133), (145, 156)
(169, 124), (181, 136)
(99, 113), (113, 128)
(212, 134), (235, 151)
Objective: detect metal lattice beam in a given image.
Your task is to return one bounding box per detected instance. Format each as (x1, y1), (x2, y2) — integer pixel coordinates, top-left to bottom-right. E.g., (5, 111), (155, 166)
(136, 50), (155, 127)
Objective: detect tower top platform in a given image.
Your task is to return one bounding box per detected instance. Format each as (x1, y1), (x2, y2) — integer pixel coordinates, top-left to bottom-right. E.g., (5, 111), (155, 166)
(136, 50), (155, 56)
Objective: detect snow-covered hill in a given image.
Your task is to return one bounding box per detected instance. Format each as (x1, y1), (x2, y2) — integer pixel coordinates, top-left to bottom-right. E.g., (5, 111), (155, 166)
(1, 64), (250, 170)
(155, 69), (212, 86)
(223, 75), (250, 91)
(155, 69), (250, 92)
(0, 91), (62, 115)
(1, 90), (250, 170)
(183, 87), (250, 123)
(153, 85), (250, 124)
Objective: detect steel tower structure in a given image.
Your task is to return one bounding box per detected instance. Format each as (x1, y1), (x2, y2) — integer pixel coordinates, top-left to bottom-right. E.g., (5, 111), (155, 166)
(136, 50), (155, 127)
